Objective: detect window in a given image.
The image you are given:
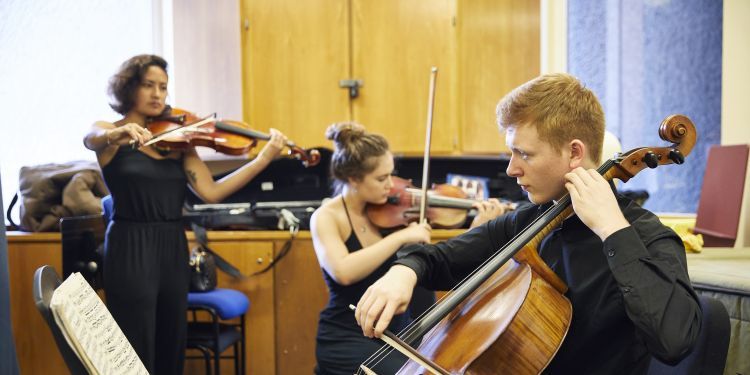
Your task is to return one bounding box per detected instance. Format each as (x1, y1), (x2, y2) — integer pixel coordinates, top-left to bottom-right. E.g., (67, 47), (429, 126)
(0, 1), (157, 224)
(568, 0), (722, 213)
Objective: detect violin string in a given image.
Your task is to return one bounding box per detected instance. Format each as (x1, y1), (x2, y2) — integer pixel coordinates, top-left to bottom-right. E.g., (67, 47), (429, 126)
(369, 159), (617, 370)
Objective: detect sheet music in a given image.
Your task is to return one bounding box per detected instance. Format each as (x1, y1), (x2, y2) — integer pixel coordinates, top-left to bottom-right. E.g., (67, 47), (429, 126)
(50, 272), (149, 375)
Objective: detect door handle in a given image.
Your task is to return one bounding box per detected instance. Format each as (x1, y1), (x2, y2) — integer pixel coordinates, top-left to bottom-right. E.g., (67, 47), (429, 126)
(339, 79), (363, 99)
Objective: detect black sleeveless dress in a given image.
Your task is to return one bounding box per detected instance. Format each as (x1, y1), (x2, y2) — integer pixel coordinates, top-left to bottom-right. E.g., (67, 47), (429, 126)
(314, 199), (410, 375)
(101, 146), (189, 375)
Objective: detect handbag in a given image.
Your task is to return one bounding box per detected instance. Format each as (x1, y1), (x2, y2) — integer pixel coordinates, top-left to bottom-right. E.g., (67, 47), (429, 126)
(189, 245), (217, 292)
(189, 223), (244, 292)
(188, 219), (300, 292)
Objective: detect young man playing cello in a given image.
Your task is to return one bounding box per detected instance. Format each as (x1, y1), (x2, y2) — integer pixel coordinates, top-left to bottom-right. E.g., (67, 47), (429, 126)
(355, 73), (701, 374)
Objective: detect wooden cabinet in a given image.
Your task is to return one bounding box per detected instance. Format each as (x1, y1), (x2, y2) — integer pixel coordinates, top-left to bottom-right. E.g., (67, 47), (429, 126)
(240, 0), (539, 156)
(351, 0), (458, 154)
(240, 0), (350, 151)
(8, 229), (463, 374)
(457, 0), (540, 154)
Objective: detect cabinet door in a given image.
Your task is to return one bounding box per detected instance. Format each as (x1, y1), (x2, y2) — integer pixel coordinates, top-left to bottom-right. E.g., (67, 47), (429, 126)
(241, 0), (351, 149)
(351, 0), (458, 155)
(457, 0), (540, 154)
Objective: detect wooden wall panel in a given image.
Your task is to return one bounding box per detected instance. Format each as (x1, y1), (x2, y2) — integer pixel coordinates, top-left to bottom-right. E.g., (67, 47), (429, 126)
(458, 0), (540, 154)
(240, 0), (351, 150)
(351, 0), (459, 155)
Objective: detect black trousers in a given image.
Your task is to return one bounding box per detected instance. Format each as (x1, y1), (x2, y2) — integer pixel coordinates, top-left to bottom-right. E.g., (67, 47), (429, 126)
(104, 221), (189, 375)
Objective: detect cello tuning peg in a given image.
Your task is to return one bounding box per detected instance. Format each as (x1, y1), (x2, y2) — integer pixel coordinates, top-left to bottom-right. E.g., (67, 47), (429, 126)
(642, 151), (659, 169)
(668, 149), (685, 164)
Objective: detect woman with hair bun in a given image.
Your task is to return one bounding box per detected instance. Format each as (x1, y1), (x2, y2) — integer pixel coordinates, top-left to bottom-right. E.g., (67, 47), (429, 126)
(310, 122), (432, 374)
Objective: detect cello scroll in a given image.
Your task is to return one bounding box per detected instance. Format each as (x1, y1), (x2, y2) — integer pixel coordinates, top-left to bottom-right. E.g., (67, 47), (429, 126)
(608, 115), (696, 182)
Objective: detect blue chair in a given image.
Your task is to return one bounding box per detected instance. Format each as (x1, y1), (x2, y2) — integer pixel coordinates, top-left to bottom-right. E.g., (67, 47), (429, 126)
(187, 289), (249, 375)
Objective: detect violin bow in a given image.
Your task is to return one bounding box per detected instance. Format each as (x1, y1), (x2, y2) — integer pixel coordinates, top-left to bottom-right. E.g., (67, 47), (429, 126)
(139, 113), (217, 147)
(418, 67), (438, 223)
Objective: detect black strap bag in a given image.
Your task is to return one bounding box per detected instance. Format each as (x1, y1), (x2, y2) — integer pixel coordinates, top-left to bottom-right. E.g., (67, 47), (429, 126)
(188, 244), (218, 292)
(188, 220), (299, 292)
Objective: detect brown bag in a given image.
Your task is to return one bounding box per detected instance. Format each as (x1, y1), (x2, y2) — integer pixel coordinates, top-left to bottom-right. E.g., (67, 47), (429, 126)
(12, 161), (109, 232)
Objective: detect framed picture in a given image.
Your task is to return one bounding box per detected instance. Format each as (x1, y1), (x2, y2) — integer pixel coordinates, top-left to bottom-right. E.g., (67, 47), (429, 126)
(446, 174), (490, 200)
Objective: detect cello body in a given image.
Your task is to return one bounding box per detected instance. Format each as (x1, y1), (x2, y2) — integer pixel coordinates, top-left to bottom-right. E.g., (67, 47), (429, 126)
(398, 246), (572, 374)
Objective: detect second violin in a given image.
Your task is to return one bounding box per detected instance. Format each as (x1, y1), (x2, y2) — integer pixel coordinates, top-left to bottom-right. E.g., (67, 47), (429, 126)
(366, 176), (514, 229)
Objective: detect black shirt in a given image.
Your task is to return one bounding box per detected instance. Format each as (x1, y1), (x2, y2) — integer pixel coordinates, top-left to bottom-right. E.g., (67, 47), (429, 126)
(394, 194), (701, 374)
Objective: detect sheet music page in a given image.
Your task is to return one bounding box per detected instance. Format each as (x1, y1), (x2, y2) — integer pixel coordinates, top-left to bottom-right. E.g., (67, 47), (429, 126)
(50, 272), (149, 374)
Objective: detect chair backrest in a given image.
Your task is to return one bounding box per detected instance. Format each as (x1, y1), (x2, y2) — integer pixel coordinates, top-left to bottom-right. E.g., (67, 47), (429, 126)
(60, 214), (105, 289)
(101, 195), (113, 224)
(32, 265), (88, 375)
(693, 144), (749, 247)
(647, 295), (730, 375)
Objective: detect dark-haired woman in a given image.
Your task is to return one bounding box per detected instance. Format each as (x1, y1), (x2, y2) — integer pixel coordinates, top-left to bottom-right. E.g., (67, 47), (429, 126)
(310, 122), (428, 375)
(310, 122), (510, 374)
(83, 54), (287, 374)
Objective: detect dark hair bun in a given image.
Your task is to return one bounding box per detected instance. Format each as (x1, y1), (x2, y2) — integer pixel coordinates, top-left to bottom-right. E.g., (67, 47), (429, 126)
(325, 122), (365, 146)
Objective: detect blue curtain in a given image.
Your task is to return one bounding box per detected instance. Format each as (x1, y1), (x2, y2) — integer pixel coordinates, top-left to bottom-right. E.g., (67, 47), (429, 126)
(568, 0), (723, 213)
(0, 171), (20, 375)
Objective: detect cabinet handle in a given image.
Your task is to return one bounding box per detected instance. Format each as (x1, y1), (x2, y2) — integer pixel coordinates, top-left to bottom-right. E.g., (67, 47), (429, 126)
(339, 79), (363, 99)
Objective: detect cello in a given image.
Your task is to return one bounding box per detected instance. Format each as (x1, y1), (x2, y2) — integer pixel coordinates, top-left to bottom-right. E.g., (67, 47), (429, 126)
(357, 114), (697, 374)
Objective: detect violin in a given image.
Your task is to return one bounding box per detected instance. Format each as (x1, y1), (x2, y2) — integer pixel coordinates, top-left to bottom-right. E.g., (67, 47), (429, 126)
(366, 176), (513, 229)
(145, 107), (321, 167)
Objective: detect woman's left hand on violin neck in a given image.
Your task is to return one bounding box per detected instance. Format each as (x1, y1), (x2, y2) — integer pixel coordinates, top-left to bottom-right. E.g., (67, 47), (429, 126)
(469, 198), (515, 228)
(256, 128), (288, 162)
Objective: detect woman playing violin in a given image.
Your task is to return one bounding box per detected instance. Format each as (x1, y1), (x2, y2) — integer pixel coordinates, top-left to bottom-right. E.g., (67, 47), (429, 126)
(82, 54), (287, 374)
(311, 122), (509, 375)
(356, 73), (702, 374)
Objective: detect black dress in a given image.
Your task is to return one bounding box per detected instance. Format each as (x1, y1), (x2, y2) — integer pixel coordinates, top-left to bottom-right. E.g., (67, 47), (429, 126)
(101, 146), (190, 375)
(315, 199), (411, 375)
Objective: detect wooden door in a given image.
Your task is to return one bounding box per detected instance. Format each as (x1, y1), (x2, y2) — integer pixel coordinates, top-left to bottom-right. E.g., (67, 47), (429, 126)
(240, 0), (351, 150)
(457, 0), (540, 154)
(351, 0), (459, 155)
